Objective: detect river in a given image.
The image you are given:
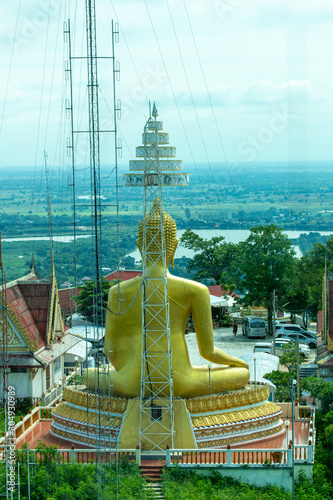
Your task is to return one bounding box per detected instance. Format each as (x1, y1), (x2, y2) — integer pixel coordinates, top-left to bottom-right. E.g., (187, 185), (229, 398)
(1, 235), (91, 243)
(128, 229), (333, 262)
(3, 229), (332, 261)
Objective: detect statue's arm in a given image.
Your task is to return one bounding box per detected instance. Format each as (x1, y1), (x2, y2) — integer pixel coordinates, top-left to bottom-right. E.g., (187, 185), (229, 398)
(192, 285), (248, 368)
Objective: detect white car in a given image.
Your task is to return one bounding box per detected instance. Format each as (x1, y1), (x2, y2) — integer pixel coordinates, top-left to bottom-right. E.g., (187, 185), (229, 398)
(274, 338), (310, 358)
(253, 339), (309, 359)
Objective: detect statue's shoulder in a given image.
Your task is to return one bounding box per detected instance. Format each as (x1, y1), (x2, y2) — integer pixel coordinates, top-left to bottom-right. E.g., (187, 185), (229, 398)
(168, 274), (208, 295)
(109, 276), (142, 297)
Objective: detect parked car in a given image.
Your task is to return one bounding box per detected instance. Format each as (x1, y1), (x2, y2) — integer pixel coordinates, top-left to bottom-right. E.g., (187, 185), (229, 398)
(274, 338), (310, 358)
(242, 317), (266, 338)
(253, 342), (277, 355)
(275, 332), (317, 349)
(265, 320), (280, 335)
(274, 324), (316, 339)
(253, 340), (309, 358)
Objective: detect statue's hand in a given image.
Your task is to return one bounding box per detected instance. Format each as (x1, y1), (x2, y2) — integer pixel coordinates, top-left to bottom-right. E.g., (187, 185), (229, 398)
(229, 358), (249, 369)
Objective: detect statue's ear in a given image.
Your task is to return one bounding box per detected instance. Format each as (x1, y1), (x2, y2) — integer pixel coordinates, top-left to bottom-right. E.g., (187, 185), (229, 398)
(171, 239), (178, 268)
(136, 239), (143, 266)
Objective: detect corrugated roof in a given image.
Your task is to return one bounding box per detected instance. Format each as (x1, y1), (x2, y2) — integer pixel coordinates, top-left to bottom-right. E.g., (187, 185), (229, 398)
(19, 282), (50, 341)
(207, 285), (239, 298)
(36, 334), (81, 365)
(6, 284), (42, 349)
(58, 287), (80, 316)
(105, 270), (142, 282)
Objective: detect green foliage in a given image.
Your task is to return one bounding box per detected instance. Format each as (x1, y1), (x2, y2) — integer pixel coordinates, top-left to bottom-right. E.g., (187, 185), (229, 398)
(291, 232), (330, 254)
(301, 377), (333, 413)
(218, 314), (234, 327)
(0, 399), (35, 433)
(237, 224), (296, 334)
(75, 278), (117, 323)
(9, 444), (150, 500)
(280, 258), (312, 320)
(279, 342), (299, 373)
(295, 467), (333, 499)
(295, 236), (333, 316)
(162, 466), (291, 499)
(179, 228), (240, 286)
(263, 370), (293, 401)
(67, 374), (84, 386)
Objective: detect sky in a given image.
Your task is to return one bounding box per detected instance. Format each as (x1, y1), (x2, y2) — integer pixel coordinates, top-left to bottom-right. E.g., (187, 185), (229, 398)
(0, 0), (333, 171)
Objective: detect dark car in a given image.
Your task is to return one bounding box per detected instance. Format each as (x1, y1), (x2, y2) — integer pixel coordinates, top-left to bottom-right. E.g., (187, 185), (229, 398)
(274, 324), (316, 339)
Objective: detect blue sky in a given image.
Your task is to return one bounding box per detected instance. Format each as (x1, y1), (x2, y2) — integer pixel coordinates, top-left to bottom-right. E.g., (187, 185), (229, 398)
(0, 0), (333, 169)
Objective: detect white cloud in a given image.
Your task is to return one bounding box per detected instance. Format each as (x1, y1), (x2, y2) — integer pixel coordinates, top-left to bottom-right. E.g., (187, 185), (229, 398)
(241, 80), (322, 106)
(174, 85), (232, 107)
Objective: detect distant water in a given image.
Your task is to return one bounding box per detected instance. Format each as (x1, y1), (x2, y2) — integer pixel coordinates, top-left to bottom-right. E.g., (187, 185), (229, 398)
(1, 235), (91, 243)
(128, 229), (333, 262)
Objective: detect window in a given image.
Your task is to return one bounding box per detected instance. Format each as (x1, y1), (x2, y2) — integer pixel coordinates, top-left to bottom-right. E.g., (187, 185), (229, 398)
(11, 367), (27, 373)
(250, 320), (265, 328)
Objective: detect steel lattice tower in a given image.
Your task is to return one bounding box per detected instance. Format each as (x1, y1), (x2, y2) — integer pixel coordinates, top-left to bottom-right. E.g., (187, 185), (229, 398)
(124, 104), (189, 450)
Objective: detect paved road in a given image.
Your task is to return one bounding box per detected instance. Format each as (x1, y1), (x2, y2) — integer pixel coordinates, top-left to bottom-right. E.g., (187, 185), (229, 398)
(185, 327), (316, 366)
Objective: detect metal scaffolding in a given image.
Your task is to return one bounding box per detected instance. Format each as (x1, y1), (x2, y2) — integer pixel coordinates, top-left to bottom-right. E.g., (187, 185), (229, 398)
(65, 2), (121, 497)
(124, 104), (189, 450)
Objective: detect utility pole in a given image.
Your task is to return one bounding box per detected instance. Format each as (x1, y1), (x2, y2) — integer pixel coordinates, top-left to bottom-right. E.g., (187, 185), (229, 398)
(296, 332), (300, 401)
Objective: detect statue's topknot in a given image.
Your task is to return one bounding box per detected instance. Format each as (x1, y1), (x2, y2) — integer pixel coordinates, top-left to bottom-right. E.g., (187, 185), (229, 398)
(137, 199), (177, 262)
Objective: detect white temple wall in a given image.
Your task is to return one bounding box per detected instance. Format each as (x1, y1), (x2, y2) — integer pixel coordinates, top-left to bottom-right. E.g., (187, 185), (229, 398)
(8, 373), (30, 398)
(31, 370), (43, 399)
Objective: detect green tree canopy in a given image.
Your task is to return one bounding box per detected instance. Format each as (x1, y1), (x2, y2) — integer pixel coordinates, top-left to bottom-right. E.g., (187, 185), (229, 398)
(280, 257), (313, 325)
(237, 225), (296, 333)
(76, 278), (118, 324)
(295, 236), (333, 317)
(179, 228), (239, 287)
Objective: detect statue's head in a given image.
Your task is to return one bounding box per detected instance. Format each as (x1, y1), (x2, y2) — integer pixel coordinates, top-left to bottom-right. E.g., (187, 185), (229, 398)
(137, 199), (178, 267)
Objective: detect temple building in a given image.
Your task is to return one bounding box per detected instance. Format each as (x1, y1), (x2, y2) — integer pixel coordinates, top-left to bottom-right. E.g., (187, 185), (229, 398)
(0, 259), (80, 403)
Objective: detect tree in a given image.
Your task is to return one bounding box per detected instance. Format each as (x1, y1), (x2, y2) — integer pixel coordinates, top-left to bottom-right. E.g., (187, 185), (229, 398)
(185, 207), (191, 220)
(280, 258), (312, 326)
(76, 278), (118, 323)
(237, 225), (296, 334)
(263, 370), (292, 402)
(295, 236), (333, 317)
(179, 228), (239, 286)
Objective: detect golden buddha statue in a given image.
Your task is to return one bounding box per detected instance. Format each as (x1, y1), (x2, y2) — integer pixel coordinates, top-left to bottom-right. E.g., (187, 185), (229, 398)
(83, 205), (249, 399)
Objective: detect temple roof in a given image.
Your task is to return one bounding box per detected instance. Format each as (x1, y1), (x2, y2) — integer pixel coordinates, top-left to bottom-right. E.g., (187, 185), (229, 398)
(105, 270), (142, 282)
(1, 261), (65, 354)
(58, 286), (80, 317)
(207, 285), (239, 298)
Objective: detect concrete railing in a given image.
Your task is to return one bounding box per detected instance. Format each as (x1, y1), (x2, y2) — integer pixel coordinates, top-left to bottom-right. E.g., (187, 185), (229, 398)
(0, 406), (53, 450)
(0, 446), (140, 465)
(166, 445), (314, 467)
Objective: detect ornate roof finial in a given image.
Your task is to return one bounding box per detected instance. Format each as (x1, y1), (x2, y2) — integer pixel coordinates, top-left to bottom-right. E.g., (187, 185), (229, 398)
(152, 101), (158, 119)
(30, 253), (36, 273)
(29, 253), (40, 279)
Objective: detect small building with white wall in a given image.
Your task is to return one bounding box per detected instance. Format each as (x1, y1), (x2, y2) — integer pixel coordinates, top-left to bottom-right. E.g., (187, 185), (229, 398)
(0, 260), (80, 402)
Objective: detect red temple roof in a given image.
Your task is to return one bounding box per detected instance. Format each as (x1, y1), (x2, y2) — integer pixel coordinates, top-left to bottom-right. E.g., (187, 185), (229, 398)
(105, 270), (142, 282)
(207, 285), (239, 298)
